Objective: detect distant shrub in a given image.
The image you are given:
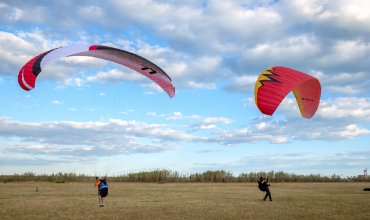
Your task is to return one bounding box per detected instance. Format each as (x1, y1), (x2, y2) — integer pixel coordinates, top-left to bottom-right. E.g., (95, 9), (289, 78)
(0, 170), (366, 183)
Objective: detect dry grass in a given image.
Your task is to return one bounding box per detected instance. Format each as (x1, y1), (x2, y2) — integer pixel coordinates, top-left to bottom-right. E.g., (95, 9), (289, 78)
(0, 182), (369, 219)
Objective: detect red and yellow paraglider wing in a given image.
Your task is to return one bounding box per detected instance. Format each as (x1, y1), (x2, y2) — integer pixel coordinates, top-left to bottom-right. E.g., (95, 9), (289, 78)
(255, 66), (296, 116)
(292, 78), (321, 118)
(255, 66), (321, 118)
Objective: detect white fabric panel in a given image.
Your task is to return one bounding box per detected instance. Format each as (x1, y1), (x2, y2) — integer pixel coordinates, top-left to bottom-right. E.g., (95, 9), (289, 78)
(40, 44), (89, 68)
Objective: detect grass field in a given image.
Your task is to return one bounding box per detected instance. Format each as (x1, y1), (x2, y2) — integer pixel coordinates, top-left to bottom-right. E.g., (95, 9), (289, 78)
(0, 182), (369, 219)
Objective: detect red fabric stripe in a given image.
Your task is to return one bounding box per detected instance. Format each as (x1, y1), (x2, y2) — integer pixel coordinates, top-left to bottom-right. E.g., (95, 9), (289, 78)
(89, 45), (99, 51)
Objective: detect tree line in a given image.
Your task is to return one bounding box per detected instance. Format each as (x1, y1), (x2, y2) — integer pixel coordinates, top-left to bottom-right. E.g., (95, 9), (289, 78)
(0, 170), (368, 183)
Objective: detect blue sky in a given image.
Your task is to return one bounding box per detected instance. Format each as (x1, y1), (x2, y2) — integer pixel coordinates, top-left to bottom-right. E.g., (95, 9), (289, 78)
(0, 0), (369, 177)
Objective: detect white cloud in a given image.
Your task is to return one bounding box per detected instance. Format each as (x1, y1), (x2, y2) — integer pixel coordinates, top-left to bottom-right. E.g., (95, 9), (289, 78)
(146, 112), (157, 117)
(200, 150), (370, 175)
(286, 0), (328, 21)
(0, 3), (46, 23)
(318, 97), (370, 120)
(285, 0), (370, 30)
(311, 70), (370, 95)
(142, 82), (165, 95)
(165, 112), (183, 120)
(192, 55), (222, 74)
(0, 31), (36, 74)
(0, 3), (22, 21)
(187, 81), (216, 90)
(143, 101), (370, 144)
(199, 124), (217, 130)
(62, 77), (85, 88)
(78, 6), (104, 20)
(202, 117), (232, 125)
(319, 40), (370, 67)
(191, 116), (233, 131)
(215, 127), (289, 145)
(86, 69), (145, 83)
(256, 122), (267, 131)
(158, 112), (234, 131)
(328, 86), (362, 95)
(333, 124), (370, 138)
(212, 97), (370, 144)
(244, 35), (320, 64)
(0, 117), (205, 157)
(51, 100), (63, 105)
(223, 75), (257, 93)
(2, 94), (370, 161)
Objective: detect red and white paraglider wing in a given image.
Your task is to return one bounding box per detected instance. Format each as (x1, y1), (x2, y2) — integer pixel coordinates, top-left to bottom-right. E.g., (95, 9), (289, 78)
(18, 44), (175, 98)
(71, 45), (175, 97)
(18, 44), (89, 91)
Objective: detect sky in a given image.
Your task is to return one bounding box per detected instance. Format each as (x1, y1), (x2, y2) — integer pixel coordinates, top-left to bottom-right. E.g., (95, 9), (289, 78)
(0, 0), (369, 177)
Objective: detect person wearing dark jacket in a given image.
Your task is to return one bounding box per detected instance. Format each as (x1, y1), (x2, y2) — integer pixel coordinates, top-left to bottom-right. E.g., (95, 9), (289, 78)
(258, 176), (272, 201)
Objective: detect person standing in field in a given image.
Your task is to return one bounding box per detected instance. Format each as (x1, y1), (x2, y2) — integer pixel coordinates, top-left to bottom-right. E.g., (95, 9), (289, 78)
(95, 176), (109, 207)
(258, 176), (272, 201)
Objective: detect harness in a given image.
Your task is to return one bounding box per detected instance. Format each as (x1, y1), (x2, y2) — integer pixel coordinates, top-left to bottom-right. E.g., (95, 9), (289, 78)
(99, 181), (108, 190)
(258, 181), (267, 192)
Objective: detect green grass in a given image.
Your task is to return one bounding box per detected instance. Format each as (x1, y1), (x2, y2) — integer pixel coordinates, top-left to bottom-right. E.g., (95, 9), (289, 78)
(0, 182), (369, 219)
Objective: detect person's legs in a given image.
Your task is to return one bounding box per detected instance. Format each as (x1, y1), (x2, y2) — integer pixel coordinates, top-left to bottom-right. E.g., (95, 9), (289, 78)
(263, 187), (272, 201)
(98, 190), (103, 206)
(266, 187), (272, 201)
(99, 196), (104, 206)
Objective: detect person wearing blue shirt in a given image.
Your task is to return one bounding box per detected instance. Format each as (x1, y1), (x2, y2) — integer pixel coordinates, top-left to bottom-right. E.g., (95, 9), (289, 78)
(95, 176), (109, 207)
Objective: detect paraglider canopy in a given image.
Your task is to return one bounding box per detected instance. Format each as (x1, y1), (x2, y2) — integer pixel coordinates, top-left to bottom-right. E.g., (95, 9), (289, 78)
(254, 66), (321, 118)
(18, 44), (175, 98)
